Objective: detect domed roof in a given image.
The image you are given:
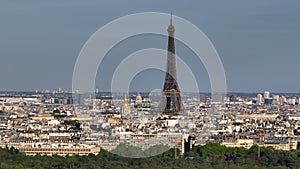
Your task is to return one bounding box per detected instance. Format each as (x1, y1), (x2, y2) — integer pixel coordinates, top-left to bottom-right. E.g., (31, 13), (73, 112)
(136, 94), (142, 101)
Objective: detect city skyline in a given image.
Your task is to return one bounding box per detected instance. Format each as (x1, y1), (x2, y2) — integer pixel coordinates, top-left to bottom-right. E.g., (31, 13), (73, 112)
(0, 1), (299, 92)
(2, 1), (300, 168)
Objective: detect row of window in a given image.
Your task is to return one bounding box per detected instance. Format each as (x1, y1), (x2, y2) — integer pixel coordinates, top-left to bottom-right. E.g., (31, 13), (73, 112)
(19, 148), (92, 153)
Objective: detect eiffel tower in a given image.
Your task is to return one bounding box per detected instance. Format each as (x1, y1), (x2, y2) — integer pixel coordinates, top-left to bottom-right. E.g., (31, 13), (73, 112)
(160, 14), (183, 115)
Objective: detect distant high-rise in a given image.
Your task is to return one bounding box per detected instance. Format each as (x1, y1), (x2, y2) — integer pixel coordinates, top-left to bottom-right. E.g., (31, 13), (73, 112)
(264, 91), (270, 99)
(229, 94), (237, 102)
(212, 93), (224, 103)
(160, 14), (182, 115)
(200, 94), (207, 103)
(257, 94), (263, 104)
(281, 96), (287, 104)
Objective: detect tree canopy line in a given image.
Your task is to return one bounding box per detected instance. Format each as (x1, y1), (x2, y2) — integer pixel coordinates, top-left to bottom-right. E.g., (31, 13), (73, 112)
(1, 143), (300, 169)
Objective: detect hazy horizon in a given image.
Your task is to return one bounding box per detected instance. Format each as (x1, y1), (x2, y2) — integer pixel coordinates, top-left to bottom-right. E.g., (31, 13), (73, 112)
(0, 0), (299, 93)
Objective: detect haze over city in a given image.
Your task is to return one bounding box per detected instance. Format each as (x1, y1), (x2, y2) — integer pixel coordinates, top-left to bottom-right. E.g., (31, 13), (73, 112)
(0, 0), (299, 92)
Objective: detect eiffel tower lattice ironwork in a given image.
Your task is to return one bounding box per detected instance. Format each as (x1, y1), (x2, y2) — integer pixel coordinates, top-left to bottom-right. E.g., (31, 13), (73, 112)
(160, 14), (183, 115)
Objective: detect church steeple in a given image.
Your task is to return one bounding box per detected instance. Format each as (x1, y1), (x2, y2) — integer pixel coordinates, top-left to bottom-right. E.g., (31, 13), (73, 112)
(122, 94), (131, 117)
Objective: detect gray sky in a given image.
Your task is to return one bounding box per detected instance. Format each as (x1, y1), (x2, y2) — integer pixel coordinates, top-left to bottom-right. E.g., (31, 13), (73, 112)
(0, 0), (299, 93)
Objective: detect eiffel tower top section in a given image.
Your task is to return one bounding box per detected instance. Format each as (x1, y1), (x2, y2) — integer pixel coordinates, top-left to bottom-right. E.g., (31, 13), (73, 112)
(163, 13), (179, 92)
(161, 13), (182, 115)
(168, 13), (175, 37)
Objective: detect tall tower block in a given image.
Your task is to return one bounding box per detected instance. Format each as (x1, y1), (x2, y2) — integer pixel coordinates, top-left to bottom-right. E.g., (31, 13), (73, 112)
(161, 14), (183, 115)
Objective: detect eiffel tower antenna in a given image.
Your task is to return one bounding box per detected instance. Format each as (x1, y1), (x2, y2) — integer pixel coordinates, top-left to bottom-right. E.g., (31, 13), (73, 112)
(170, 12), (173, 25)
